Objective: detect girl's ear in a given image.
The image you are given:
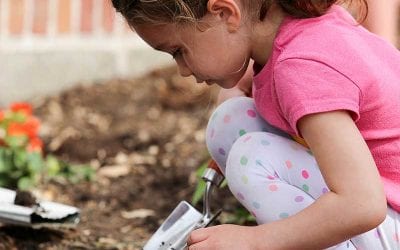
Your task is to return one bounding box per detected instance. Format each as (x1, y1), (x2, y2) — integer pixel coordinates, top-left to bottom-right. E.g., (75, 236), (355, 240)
(207, 0), (242, 32)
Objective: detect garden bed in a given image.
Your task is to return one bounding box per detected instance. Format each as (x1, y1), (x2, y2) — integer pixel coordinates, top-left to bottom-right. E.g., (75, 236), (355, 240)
(0, 66), (243, 249)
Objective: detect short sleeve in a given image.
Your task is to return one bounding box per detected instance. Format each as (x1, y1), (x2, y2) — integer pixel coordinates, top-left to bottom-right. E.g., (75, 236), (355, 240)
(274, 58), (361, 136)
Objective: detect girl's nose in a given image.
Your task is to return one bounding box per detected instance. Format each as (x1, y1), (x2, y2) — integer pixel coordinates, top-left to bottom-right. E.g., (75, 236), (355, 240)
(176, 60), (192, 77)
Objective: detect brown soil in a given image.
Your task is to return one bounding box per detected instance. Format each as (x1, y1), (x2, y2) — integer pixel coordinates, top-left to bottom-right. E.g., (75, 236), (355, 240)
(0, 66), (245, 250)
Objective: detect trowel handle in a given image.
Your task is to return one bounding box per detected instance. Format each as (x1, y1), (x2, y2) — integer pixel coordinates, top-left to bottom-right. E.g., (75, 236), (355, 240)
(198, 159), (224, 226)
(207, 160), (223, 176)
(202, 160), (224, 187)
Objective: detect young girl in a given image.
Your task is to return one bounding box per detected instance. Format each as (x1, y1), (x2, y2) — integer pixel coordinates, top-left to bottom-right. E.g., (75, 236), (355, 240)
(111, 0), (400, 249)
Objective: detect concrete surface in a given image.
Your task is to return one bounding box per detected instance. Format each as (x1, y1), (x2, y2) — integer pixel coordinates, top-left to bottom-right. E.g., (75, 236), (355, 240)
(0, 36), (172, 107)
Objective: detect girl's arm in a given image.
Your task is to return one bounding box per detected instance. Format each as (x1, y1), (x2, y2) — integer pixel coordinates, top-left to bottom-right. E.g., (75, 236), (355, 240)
(188, 111), (387, 250)
(252, 110), (387, 249)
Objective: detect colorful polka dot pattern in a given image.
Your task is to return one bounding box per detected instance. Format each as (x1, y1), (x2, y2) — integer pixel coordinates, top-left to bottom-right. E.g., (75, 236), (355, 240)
(223, 115), (231, 123)
(269, 184), (278, 192)
(252, 201), (261, 209)
(279, 212), (289, 219)
(237, 192), (245, 200)
(241, 175), (249, 184)
(243, 135), (252, 142)
(210, 129), (215, 139)
(227, 130), (331, 229)
(206, 98), (399, 249)
(240, 156), (248, 165)
(261, 139), (270, 145)
(247, 109), (257, 118)
(295, 196), (304, 202)
(255, 160), (264, 167)
(302, 170), (310, 179)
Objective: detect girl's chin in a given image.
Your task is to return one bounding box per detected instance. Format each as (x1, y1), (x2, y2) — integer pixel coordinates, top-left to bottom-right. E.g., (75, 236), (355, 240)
(218, 80), (239, 89)
(202, 79), (237, 88)
(205, 80), (216, 85)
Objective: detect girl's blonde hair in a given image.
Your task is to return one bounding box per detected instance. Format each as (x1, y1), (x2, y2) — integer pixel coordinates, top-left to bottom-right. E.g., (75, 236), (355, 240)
(112, 0), (367, 26)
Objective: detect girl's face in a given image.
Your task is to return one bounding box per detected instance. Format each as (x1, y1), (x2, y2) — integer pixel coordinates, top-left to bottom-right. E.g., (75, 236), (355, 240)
(134, 14), (252, 89)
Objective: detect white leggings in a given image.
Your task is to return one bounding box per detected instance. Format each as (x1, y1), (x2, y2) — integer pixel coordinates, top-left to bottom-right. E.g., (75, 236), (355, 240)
(206, 97), (400, 250)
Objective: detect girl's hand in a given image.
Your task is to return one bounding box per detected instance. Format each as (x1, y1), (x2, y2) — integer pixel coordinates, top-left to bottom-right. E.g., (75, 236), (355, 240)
(187, 224), (257, 250)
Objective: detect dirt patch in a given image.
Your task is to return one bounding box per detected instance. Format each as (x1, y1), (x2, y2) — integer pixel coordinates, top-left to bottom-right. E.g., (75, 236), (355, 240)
(0, 66), (244, 250)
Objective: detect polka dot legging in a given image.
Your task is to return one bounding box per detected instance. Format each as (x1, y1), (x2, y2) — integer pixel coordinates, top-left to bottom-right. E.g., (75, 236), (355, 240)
(206, 97), (400, 250)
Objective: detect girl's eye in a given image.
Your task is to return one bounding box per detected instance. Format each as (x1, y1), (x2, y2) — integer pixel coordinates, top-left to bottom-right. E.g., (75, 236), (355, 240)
(172, 48), (182, 59)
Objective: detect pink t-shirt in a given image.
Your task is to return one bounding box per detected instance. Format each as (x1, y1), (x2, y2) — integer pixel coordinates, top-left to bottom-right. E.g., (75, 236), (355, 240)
(253, 5), (400, 212)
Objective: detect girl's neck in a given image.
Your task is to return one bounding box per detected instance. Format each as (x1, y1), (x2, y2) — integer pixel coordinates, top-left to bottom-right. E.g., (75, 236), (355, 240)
(249, 3), (288, 66)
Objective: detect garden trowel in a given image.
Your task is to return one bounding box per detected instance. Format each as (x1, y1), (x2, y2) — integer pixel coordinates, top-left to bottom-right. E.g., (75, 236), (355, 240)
(143, 160), (224, 250)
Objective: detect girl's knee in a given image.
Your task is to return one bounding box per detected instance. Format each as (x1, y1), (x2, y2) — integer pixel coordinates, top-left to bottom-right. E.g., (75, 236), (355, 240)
(205, 97), (256, 140)
(206, 97), (289, 171)
(225, 132), (280, 188)
(207, 97), (254, 128)
(206, 97), (265, 170)
(226, 131), (328, 202)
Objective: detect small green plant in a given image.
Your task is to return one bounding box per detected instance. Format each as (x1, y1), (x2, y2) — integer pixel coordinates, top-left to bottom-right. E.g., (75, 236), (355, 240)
(0, 102), (94, 190)
(191, 162), (207, 205)
(45, 155), (95, 184)
(224, 207), (256, 225)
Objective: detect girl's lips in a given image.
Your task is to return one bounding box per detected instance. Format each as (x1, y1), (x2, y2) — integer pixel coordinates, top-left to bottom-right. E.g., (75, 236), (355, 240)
(195, 78), (206, 84)
(195, 77), (215, 85)
(205, 79), (215, 85)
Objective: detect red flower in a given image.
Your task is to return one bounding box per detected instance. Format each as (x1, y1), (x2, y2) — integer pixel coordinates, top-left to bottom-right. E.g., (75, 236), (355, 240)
(7, 117), (40, 139)
(23, 117), (40, 139)
(7, 122), (27, 137)
(0, 110), (4, 122)
(10, 102), (33, 116)
(27, 137), (43, 152)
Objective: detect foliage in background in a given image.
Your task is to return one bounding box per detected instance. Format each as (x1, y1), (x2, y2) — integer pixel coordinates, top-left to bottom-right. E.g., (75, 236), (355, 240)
(0, 102), (94, 190)
(192, 160), (255, 225)
(191, 161), (208, 206)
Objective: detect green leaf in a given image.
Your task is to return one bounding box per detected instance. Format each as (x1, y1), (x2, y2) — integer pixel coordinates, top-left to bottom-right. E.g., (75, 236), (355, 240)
(79, 165), (95, 181)
(17, 176), (34, 190)
(10, 112), (27, 123)
(27, 152), (44, 173)
(10, 169), (24, 179)
(220, 179), (228, 188)
(0, 148), (8, 173)
(13, 149), (28, 169)
(1, 148), (14, 173)
(191, 162), (208, 206)
(45, 155), (61, 176)
(191, 180), (206, 205)
(225, 207), (256, 225)
(0, 174), (11, 188)
(195, 162), (208, 178)
(5, 135), (28, 148)
(67, 164), (95, 183)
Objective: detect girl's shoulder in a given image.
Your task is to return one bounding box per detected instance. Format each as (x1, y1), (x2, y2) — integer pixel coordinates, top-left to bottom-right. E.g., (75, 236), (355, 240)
(274, 5), (400, 76)
(276, 5), (360, 52)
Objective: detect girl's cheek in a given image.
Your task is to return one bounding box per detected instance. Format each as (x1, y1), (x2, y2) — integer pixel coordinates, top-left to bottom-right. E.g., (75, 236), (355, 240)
(182, 56), (196, 72)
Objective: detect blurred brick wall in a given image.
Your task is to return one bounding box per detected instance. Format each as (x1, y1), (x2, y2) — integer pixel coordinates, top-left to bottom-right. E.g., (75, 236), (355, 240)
(0, 0), (170, 106)
(0, 0), (130, 38)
